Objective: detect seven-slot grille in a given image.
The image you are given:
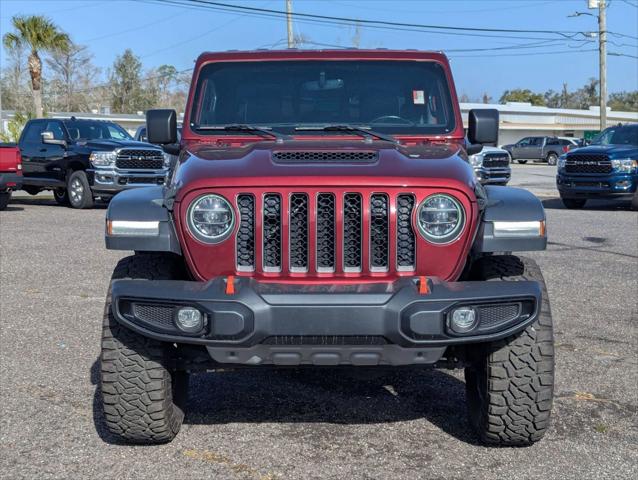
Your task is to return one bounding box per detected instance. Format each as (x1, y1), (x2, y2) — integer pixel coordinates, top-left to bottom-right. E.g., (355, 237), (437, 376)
(116, 149), (165, 170)
(565, 154), (612, 174)
(235, 192), (418, 274)
(482, 153), (510, 168)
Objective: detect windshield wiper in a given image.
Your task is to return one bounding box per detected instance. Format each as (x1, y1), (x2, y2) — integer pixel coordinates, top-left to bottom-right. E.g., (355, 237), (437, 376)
(295, 124), (399, 144)
(194, 124), (290, 141)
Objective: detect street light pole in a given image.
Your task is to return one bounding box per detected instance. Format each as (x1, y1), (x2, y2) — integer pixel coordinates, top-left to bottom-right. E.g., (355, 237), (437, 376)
(598, 0), (607, 131)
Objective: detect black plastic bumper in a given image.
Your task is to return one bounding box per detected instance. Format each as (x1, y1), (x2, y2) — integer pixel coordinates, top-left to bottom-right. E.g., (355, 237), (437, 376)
(0, 173), (22, 191)
(111, 277), (541, 366)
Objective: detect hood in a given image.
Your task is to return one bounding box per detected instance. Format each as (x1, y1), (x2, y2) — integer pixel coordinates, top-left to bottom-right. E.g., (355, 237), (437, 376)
(173, 140), (477, 201)
(568, 144), (638, 159)
(75, 139), (162, 151)
(477, 146), (508, 155)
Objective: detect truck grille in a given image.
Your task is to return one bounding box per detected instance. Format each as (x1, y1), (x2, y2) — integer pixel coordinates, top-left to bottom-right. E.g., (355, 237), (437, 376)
(235, 191), (417, 274)
(482, 153), (510, 168)
(565, 154), (611, 174)
(116, 149), (164, 170)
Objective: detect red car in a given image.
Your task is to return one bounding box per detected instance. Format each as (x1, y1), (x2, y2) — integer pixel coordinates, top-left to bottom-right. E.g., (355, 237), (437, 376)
(0, 143), (23, 210)
(100, 50), (553, 446)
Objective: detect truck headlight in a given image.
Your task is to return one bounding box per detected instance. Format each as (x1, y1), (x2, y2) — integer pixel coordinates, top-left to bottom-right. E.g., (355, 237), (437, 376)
(163, 152), (172, 168)
(417, 194), (465, 244)
(187, 194), (235, 243)
(89, 151), (117, 167)
(557, 154), (567, 169)
(470, 154), (483, 167)
(611, 158), (638, 173)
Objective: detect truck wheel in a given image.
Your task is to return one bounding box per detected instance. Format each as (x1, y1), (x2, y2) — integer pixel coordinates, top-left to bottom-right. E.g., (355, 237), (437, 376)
(517, 160), (527, 164)
(67, 170), (94, 209)
(560, 196), (587, 209)
(0, 191), (11, 210)
(100, 253), (189, 444)
(53, 188), (70, 206)
(546, 153), (558, 166)
(465, 255), (554, 446)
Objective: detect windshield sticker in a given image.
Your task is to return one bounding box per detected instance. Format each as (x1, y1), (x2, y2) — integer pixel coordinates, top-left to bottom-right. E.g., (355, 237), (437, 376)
(413, 90), (425, 104)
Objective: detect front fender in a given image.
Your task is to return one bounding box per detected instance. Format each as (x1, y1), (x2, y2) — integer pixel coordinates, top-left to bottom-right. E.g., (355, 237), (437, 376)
(473, 186), (547, 252)
(105, 186), (181, 254)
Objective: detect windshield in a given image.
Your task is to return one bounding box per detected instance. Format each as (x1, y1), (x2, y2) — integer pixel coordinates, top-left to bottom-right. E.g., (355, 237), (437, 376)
(591, 125), (638, 146)
(63, 120), (133, 141)
(190, 60), (456, 135)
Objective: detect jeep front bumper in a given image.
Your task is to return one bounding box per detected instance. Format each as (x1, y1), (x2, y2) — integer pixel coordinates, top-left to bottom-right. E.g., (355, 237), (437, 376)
(110, 277), (541, 366)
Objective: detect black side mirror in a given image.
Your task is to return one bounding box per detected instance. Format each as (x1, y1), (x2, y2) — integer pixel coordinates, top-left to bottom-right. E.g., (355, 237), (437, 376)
(41, 131), (67, 148)
(468, 108), (499, 145)
(146, 109), (177, 145)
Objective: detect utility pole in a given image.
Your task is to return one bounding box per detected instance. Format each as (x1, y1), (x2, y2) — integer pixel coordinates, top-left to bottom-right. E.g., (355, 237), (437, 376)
(598, 0), (607, 131)
(286, 0), (294, 48)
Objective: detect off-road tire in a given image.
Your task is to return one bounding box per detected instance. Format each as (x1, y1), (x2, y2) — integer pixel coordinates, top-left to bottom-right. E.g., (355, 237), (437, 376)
(100, 253), (188, 444)
(53, 188), (70, 206)
(517, 159), (527, 164)
(0, 191), (11, 210)
(560, 196), (587, 209)
(67, 170), (94, 209)
(465, 255), (554, 446)
(546, 153), (558, 166)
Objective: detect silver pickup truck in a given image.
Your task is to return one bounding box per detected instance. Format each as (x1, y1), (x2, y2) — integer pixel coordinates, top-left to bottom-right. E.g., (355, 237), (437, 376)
(502, 136), (579, 165)
(469, 146), (511, 185)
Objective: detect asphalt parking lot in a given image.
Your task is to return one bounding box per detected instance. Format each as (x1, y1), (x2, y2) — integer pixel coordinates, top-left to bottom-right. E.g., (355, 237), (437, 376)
(1, 163), (636, 480)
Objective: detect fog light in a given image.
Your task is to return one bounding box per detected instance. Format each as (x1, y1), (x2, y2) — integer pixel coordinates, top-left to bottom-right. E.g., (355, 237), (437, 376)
(448, 307), (477, 334)
(615, 180), (631, 189)
(175, 307), (204, 333)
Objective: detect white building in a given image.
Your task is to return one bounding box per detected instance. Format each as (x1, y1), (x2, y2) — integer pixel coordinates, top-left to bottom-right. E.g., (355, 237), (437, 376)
(1, 103), (637, 143)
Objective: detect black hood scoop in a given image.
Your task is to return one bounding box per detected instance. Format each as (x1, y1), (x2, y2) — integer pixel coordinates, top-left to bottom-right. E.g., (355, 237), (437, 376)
(272, 150), (379, 164)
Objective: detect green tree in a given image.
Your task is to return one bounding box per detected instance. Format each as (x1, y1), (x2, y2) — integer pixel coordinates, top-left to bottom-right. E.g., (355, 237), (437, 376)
(499, 88), (546, 106)
(0, 112), (33, 143)
(2, 15), (70, 118)
(109, 49), (157, 113)
(608, 91), (638, 112)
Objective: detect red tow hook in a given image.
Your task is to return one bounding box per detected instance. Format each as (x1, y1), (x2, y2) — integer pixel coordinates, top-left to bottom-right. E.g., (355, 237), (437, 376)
(418, 276), (430, 295)
(225, 275), (236, 295)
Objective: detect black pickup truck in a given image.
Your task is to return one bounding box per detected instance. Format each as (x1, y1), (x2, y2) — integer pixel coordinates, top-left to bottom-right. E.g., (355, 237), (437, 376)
(19, 117), (169, 208)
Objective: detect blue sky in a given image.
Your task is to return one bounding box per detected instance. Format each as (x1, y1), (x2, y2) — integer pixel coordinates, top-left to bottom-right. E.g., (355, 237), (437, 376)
(1, 0), (637, 100)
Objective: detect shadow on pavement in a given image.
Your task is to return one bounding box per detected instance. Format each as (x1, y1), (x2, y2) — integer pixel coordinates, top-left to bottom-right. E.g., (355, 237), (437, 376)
(90, 359), (480, 446)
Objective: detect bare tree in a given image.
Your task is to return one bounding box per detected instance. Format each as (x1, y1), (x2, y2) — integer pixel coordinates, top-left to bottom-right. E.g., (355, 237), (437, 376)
(46, 43), (100, 112)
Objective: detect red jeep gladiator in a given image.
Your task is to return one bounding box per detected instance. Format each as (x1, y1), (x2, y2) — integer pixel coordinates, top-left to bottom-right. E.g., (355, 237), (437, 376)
(101, 50), (553, 446)
(0, 143), (23, 210)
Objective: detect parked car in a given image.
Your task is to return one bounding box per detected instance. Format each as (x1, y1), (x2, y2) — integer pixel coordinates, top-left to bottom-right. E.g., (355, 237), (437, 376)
(556, 123), (638, 209)
(101, 49), (554, 447)
(18, 117), (170, 208)
(469, 145), (511, 185)
(503, 136), (577, 165)
(0, 143), (23, 210)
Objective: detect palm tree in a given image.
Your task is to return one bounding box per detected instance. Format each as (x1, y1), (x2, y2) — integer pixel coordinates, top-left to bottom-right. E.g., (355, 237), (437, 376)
(3, 15), (70, 118)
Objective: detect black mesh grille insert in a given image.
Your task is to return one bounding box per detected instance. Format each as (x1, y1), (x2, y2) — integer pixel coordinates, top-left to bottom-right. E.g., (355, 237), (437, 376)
(316, 193), (336, 271)
(396, 194), (416, 269)
(370, 194), (389, 269)
(273, 151), (378, 163)
(116, 149), (164, 169)
(132, 303), (175, 328)
(477, 303), (520, 328)
(289, 193), (309, 271)
(565, 154), (612, 174)
(483, 154), (510, 168)
(263, 194), (282, 270)
(261, 335), (388, 345)
(236, 194), (255, 270)
(343, 193), (362, 271)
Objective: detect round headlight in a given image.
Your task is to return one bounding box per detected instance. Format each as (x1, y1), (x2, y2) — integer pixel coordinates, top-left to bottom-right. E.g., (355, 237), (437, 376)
(187, 194), (235, 243)
(417, 194), (465, 244)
